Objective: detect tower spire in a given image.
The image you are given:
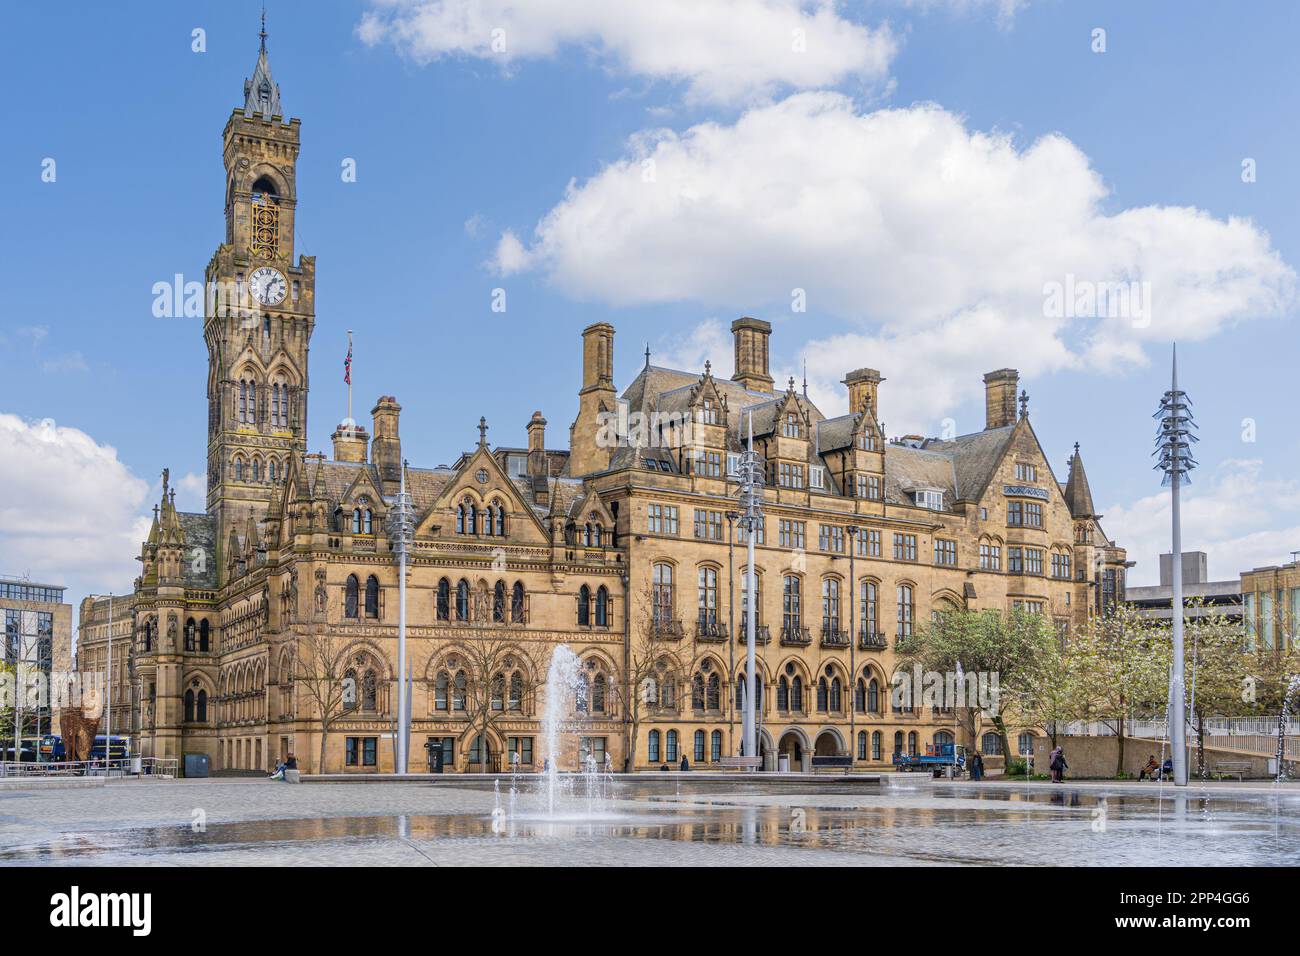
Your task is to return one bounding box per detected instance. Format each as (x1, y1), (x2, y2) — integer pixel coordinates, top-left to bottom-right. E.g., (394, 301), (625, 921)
(243, 7), (282, 119)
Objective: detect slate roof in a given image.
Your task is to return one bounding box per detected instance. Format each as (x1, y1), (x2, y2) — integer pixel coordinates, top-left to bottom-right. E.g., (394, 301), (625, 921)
(1064, 446), (1097, 518)
(924, 425), (1016, 502)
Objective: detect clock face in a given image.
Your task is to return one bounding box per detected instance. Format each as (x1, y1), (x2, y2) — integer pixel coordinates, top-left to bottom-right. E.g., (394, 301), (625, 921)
(250, 267), (287, 306)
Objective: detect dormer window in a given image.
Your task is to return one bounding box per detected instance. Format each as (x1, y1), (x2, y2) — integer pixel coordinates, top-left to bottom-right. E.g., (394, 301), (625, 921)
(1015, 462), (1037, 482)
(810, 466), (826, 490)
(782, 413), (801, 438)
(914, 489), (944, 511)
(857, 430), (877, 452)
(698, 399), (719, 425)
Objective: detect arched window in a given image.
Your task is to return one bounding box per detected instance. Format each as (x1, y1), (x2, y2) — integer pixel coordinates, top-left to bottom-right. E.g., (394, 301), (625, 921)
(830, 676), (842, 712)
(434, 672), (449, 711)
(184, 689), (196, 722)
(857, 731), (867, 760)
(694, 730), (706, 762)
(575, 674), (590, 715)
(494, 503), (505, 536)
(509, 672), (524, 712)
(234, 456), (245, 481)
(363, 509), (373, 534)
(666, 730), (679, 763)
(592, 673), (606, 714)
(493, 581), (506, 623)
(777, 675), (789, 711)
(711, 730), (722, 762)
(707, 672), (720, 710)
(344, 575), (359, 619)
(485, 506), (496, 536)
(982, 732), (1003, 755)
(871, 731), (881, 761)
(868, 677), (879, 713)
(817, 677), (829, 712)
(490, 673), (505, 711)
(468, 503), (478, 535)
(855, 678), (866, 712)
(456, 579), (470, 621)
(935, 730), (954, 749)
(698, 566), (718, 628)
(578, 585), (591, 626)
(1018, 731), (1034, 756)
(893, 731), (904, 756)
(352, 509), (362, 533)
(436, 579), (450, 621)
(251, 458), (261, 482)
(197, 689), (208, 722)
(455, 504), (465, 535)
(268, 459), (277, 482)
(652, 563), (674, 626)
(199, 619), (210, 652)
(897, 584), (914, 639)
(692, 673), (706, 710)
(592, 523), (603, 547)
(907, 731), (918, 756)
(791, 675), (804, 712)
(453, 670), (467, 711)
(184, 618), (196, 652)
(861, 580), (878, 638)
(511, 582), (526, 623)
(364, 575), (379, 618)
(362, 669), (378, 711)
(822, 578), (840, 634)
(594, 586), (609, 627)
(648, 729), (661, 763)
(783, 575), (801, 631)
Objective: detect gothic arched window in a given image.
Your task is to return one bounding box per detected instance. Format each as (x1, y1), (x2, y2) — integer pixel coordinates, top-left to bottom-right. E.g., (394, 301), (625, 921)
(511, 582), (525, 623)
(594, 586), (609, 627)
(199, 619), (210, 653)
(578, 585), (591, 626)
(197, 689), (208, 722)
(509, 671), (524, 712)
(344, 575), (359, 619)
(592, 673), (607, 714)
(184, 689), (195, 723)
(455, 580), (470, 621)
(493, 581), (506, 623)
(436, 578), (450, 621)
(364, 575), (379, 619)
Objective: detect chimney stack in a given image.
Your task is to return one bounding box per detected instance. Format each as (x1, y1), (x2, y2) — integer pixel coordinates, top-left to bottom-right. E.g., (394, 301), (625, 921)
(731, 317), (774, 393)
(331, 420), (369, 463)
(371, 396), (402, 490)
(983, 369), (1019, 430)
(526, 411), (547, 478)
(843, 368), (883, 417)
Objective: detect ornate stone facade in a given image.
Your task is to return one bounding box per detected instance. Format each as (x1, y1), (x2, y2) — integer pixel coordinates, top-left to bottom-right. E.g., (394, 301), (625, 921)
(78, 37), (1129, 775)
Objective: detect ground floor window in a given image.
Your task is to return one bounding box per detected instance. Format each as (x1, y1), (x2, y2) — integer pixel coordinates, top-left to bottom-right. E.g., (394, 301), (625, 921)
(694, 730), (706, 762)
(665, 729), (679, 763)
(871, 731), (881, 761)
(580, 736), (606, 766)
(982, 732), (1003, 755)
(710, 730), (722, 762)
(507, 736), (534, 767)
(648, 730), (660, 762)
(469, 734), (493, 769)
(427, 736), (454, 769)
(346, 736), (377, 767)
(857, 731), (867, 760)
(1018, 732), (1034, 756)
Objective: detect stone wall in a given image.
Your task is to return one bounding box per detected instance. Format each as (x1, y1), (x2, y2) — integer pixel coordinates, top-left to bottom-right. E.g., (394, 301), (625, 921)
(1032, 735), (1272, 779)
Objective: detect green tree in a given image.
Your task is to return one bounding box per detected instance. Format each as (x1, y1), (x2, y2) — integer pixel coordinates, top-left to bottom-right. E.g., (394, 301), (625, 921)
(897, 607), (1057, 762)
(1067, 604), (1168, 777)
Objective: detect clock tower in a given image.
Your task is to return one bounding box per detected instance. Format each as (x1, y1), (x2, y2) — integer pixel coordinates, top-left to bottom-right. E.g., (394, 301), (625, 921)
(204, 20), (314, 583)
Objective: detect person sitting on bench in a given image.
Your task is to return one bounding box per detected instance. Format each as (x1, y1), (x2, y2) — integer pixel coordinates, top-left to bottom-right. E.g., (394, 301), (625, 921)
(1138, 755), (1159, 781)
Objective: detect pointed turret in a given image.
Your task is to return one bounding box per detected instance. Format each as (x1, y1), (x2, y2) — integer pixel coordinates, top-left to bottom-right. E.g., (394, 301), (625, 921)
(1064, 443), (1096, 518)
(243, 11), (283, 119)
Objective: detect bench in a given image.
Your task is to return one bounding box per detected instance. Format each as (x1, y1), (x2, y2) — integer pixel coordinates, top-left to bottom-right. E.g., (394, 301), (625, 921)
(717, 756), (761, 770)
(811, 755), (853, 772)
(1212, 761), (1251, 781)
(283, 769), (301, 784)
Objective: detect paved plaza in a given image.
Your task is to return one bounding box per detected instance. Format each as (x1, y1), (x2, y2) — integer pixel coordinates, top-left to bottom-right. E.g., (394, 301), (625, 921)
(1, 775), (1298, 866)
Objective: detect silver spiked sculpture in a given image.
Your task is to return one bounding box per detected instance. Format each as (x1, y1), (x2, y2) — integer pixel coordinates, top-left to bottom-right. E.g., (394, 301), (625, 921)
(737, 411), (765, 765)
(388, 459), (415, 773)
(1153, 345), (1198, 787)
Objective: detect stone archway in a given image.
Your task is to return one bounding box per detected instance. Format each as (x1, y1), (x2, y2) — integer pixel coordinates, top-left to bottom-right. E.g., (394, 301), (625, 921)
(814, 730), (843, 757)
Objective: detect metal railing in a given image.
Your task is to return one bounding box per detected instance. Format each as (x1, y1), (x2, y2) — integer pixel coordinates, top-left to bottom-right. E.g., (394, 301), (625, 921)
(858, 632), (888, 650)
(736, 623), (770, 645)
(651, 618), (685, 640)
(820, 624), (849, 647)
(695, 620), (729, 642)
(780, 625), (811, 646)
(0, 757), (178, 778)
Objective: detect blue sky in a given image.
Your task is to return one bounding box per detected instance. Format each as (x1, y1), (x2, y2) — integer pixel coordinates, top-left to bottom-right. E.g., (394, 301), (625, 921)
(2, 0), (1298, 607)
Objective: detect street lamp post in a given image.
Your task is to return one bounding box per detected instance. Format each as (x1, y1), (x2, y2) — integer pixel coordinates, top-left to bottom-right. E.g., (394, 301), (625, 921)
(1153, 345), (1198, 787)
(388, 460), (414, 773)
(737, 411), (764, 766)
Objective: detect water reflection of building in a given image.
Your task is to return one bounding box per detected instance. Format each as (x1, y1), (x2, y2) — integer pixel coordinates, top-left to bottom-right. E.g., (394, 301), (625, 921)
(77, 23), (1130, 776)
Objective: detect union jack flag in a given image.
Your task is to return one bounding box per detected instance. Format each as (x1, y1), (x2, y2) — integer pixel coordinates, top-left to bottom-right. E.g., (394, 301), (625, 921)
(344, 341), (352, 385)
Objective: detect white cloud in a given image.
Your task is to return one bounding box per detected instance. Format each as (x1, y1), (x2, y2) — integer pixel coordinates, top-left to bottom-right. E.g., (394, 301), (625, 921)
(894, 0), (1031, 29)
(497, 93), (1294, 429)
(1104, 459), (1300, 586)
(0, 414), (151, 604)
(648, 318), (734, 377)
(41, 352), (89, 375)
(357, 0), (897, 105)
